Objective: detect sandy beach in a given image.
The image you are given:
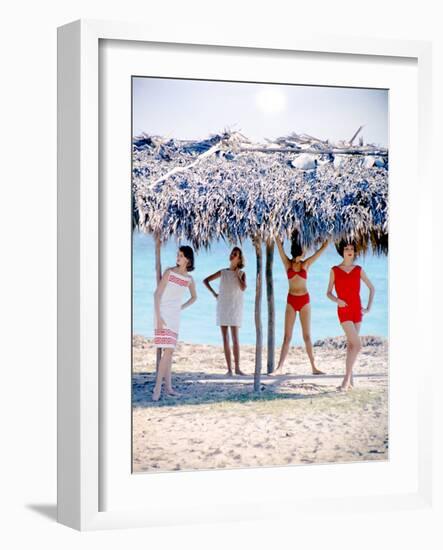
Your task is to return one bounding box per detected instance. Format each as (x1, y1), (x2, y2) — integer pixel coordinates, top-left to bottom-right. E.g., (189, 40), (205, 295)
(132, 335), (388, 473)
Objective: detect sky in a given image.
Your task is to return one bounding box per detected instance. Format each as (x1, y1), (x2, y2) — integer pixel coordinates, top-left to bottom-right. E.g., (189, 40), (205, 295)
(133, 77), (388, 146)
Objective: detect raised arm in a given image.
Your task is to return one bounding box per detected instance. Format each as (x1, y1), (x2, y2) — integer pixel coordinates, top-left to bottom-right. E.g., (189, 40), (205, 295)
(303, 241), (329, 270)
(182, 277), (197, 310)
(275, 237), (291, 270)
(154, 268), (172, 328)
(203, 270), (221, 299)
(360, 269), (375, 314)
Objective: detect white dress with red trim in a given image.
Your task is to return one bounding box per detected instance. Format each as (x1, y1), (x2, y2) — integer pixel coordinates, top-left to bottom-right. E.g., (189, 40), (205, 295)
(154, 270), (191, 349)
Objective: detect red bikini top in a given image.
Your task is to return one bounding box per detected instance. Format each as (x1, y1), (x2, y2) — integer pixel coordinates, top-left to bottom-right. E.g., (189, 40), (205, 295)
(287, 267), (307, 280)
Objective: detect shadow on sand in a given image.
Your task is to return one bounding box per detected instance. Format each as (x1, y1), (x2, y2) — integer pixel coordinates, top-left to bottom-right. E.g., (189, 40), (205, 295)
(132, 370), (384, 409)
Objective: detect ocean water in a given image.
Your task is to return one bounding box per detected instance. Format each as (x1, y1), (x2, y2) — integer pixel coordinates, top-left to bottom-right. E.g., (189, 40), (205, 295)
(133, 233), (388, 346)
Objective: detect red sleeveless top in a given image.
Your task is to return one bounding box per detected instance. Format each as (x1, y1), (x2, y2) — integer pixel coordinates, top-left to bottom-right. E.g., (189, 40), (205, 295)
(287, 267), (307, 280)
(332, 265), (361, 306)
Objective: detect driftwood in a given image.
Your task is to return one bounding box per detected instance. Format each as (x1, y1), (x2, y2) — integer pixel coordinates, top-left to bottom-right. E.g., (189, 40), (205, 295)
(349, 125), (364, 146)
(152, 141), (222, 186)
(238, 146), (387, 156)
(266, 242), (275, 374)
(138, 129), (388, 193)
(253, 238), (263, 392)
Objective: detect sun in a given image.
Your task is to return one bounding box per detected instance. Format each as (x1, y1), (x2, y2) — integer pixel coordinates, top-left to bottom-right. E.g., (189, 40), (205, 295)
(255, 87), (287, 114)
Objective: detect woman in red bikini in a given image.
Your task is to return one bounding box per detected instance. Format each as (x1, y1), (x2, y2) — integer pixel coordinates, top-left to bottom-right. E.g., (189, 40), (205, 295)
(272, 234), (328, 376)
(326, 241), (375, 392)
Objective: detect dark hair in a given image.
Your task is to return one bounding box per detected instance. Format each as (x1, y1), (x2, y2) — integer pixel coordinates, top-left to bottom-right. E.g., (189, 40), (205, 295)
(336, 239), (358, 258)
(290, 231), (303, 260)
(231, 246), (245, 269)
(179, 245), (195, 272)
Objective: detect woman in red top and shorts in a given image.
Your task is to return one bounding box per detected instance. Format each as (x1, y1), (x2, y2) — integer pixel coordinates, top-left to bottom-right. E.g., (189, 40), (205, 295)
(272, 233), (328, 376)
(326, 241), (375, 392)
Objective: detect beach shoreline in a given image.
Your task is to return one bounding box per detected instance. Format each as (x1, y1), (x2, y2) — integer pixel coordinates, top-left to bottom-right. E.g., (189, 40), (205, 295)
(132, 335), (388, 473)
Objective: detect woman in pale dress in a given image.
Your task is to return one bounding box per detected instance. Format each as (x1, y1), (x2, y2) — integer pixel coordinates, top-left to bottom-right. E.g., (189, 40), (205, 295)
(203, 247), (247, 376)
(152, 246), (197, 401)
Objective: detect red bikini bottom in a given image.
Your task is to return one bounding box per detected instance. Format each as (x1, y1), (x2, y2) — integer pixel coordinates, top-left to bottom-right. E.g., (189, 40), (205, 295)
(287, 292), (310, 312)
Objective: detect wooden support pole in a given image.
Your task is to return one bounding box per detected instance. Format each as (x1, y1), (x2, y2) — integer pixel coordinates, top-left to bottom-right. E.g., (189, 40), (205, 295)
(253, 238), (263, 392)
(266, 242), (275, 374)
(155, 235), (162, 370)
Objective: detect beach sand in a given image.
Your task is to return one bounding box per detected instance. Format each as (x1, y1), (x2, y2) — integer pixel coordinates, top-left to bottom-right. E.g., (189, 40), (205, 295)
(132, 335), (388, 473)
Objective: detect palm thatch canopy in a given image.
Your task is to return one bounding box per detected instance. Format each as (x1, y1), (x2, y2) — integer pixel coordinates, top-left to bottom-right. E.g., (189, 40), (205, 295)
(132, 130), (388, 254)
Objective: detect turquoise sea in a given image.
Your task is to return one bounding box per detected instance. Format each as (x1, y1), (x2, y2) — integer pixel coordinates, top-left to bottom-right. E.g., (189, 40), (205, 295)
(133, 233), (388, 346)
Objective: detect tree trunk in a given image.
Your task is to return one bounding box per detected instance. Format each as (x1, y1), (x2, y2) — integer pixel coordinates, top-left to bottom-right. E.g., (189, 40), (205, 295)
(155, 235), (162, 370)
(266, 242), (275, 374)
(253, 238), (263, 392)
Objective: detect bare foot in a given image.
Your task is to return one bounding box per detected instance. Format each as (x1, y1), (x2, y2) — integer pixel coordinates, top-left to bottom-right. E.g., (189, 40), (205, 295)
(152, 387), (161, 401)
(270, 366), (283, 376)
(235, 369), (246, 376)
(337, 382), (352, 392)
(225, 370), (233, 377)
(165, 388), (181, 397)
(312, 368), (325, 375)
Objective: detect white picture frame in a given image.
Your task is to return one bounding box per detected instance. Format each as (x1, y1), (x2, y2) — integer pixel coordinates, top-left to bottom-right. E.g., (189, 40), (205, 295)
(57, 19), (433, 531)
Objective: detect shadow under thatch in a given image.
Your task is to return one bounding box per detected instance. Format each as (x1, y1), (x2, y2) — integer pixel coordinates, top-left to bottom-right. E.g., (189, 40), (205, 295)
(134, 371), (386, 382)
(132, 370), (385, 409)
(133, 388), (337, 409)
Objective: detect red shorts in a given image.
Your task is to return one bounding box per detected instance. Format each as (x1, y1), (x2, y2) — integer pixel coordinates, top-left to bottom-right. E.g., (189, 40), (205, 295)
(287, 293), (310, 312)
(337, 303), (362, 324)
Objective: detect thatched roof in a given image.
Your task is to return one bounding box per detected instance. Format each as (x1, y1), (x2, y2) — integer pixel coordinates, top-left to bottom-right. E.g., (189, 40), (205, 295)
(132, 131), (388, 254)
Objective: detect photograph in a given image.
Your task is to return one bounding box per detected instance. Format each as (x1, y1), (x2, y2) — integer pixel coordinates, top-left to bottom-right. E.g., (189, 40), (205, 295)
(131, 77), (388, 473)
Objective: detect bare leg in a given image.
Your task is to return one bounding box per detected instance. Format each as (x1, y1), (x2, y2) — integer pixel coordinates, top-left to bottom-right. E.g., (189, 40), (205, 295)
(338, 321), (362, 391)
(272, 304), (296, 375)
(152, 348), (173, 401)
(165, 350), (180, 396)
(299, 304), (324, 375)
(230, 326), (245, 375)
(350, 322), (361, 387)
(221, 326), (233, 375)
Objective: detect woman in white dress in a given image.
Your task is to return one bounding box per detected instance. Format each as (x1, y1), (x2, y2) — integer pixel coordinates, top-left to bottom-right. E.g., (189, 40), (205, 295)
(203, 247), (247, 376)
(152, 246), (197, 401)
